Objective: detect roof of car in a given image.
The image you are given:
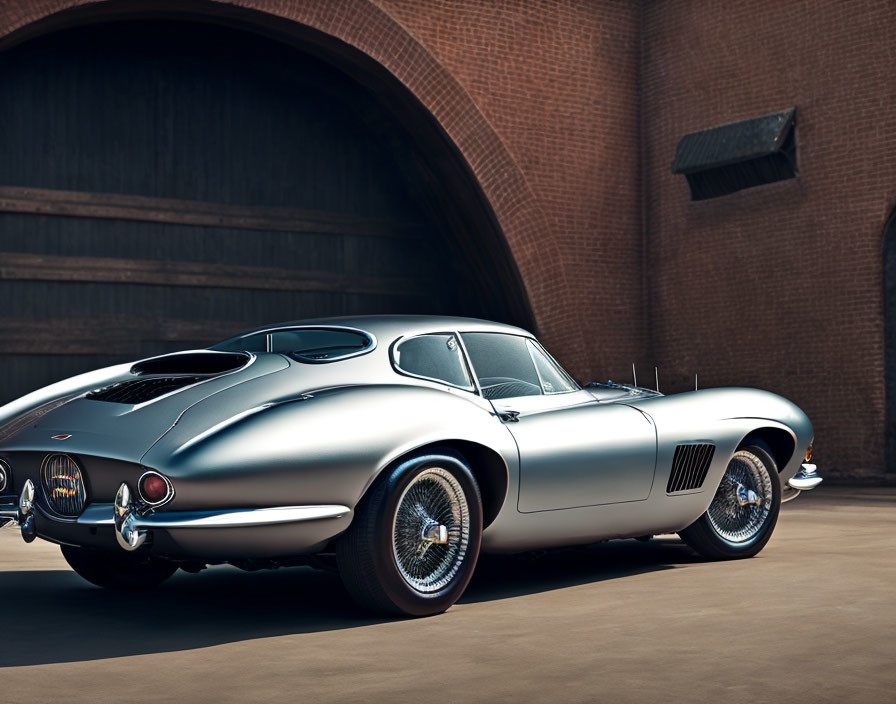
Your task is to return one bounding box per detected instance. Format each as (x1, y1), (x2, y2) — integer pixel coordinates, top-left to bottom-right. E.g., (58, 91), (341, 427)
(234, 315), (534, 340)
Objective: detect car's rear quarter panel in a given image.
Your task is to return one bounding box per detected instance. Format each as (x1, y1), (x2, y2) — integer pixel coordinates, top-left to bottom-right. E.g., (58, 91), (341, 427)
(137, 383), (517, 558)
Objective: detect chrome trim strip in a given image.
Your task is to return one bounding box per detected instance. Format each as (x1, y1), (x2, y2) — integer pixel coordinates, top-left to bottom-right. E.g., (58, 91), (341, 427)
(139, 504), (351, 528)
(79, 502), (350, 529)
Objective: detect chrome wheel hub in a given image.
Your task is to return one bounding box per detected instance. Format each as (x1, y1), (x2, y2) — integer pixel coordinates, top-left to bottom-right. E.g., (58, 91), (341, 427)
(707, 450), (773, 543)
(735, 483), (762, 507)
(392, 467), (470, 593)
(421, 522), (449, 544)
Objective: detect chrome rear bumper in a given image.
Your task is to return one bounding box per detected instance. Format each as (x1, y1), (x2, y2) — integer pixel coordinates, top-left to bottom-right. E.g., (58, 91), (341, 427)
(110, 482), (349, 551)
(0, 480), (350, 552)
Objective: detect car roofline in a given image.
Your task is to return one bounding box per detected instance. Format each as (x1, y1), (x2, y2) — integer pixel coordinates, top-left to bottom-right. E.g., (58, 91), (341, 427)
(219, 315), (535, 343)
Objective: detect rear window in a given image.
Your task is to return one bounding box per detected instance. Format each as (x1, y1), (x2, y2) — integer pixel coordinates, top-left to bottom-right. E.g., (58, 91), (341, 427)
(212, 327), (375, 363)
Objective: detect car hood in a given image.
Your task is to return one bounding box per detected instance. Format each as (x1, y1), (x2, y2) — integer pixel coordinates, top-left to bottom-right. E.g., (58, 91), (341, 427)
(2, 354), (289, 462)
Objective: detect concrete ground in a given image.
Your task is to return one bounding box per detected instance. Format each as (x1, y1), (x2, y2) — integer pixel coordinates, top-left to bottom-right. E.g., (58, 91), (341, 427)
(0, 487), (893, 703)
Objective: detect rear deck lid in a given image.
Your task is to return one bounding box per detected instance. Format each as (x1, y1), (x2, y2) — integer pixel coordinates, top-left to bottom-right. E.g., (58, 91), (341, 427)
(3, 352), (289, 462)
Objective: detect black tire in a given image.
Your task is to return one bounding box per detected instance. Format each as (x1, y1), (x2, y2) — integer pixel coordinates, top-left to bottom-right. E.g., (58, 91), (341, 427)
(679, 444), (781, 560)
(61, 545), (178, 590)
(337, 450), (483, 616)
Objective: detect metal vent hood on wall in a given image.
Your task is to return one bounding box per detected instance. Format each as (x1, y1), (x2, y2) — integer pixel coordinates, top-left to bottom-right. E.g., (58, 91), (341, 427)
(672, 108), (797, 200)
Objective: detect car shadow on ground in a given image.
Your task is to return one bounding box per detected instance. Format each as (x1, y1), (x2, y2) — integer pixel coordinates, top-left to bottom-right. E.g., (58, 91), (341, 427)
(0, 537), (697, 667)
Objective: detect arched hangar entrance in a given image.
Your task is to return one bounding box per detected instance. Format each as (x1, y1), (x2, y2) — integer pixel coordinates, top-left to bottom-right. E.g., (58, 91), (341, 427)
(0, 16), (536, 402)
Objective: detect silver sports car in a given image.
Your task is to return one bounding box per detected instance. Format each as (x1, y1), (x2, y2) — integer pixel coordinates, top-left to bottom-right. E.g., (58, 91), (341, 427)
(0, 315), (821, 615)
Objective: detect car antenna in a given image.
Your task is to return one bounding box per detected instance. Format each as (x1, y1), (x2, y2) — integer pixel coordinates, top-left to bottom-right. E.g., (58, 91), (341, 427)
(632, 363), (638, 388)
(655, 367), (659, 393)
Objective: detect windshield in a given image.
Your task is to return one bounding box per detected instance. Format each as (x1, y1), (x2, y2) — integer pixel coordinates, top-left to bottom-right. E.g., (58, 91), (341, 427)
(211, 326), (375, 363)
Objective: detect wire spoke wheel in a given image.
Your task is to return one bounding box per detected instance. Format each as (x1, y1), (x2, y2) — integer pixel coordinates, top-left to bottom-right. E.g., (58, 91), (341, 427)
(337, 452), (482, 615)
(707, 449), (774, 544)
(391, 466), (470, 593)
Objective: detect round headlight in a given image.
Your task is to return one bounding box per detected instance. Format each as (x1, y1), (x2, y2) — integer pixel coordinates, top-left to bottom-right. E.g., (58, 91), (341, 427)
(0, 459), (9, 494)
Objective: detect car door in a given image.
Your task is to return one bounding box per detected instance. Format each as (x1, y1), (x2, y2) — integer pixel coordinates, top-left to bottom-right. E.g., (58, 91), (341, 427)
(460, 332), (657, 512)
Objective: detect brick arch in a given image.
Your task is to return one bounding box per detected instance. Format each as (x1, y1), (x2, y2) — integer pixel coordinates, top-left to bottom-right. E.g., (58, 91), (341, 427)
(0, 0), (587, 368)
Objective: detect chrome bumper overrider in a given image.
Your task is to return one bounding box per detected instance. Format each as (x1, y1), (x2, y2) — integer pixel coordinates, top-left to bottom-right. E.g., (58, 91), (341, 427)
(0, 479), (36, 540)
(788, 463), (822, 490)
(1, 480), (350, 552)
(783, 463), (823, 502)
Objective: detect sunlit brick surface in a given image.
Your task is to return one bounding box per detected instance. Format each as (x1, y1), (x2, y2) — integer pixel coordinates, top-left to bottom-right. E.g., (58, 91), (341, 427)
(641, 1), (896, 479)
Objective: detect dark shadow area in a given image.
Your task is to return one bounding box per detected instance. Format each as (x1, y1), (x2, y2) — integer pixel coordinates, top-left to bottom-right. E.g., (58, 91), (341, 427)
(0, 538), (695, 667)
(885, 209), (896, 475)
(463, 537), (695, 604)
(0, 14), (536, 405)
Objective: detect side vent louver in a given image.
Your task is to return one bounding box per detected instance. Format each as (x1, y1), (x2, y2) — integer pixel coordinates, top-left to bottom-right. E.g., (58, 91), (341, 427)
(87, 376), (204, 404)
(666, 443), (716, 494)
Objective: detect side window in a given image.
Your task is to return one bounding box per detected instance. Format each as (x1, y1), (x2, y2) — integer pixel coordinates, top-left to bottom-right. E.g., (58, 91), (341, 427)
(393, 334), (474, 390)
(460, 333), (542, 399)
(526, 340), (578, 394)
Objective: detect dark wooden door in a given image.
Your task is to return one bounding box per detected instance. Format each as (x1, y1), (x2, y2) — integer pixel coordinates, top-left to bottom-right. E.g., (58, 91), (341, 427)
(0, 20), (522, 403)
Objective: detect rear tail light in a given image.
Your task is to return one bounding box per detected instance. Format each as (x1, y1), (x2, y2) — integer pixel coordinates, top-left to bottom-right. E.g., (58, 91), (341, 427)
(138, 471), (173, 505)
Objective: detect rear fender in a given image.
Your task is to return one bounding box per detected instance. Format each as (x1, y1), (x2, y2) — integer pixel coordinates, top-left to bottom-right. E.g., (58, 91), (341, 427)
(143, 384), (517, 514)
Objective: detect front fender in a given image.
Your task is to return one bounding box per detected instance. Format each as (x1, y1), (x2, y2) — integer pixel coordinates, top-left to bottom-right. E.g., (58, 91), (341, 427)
(627, 387), (813, 517)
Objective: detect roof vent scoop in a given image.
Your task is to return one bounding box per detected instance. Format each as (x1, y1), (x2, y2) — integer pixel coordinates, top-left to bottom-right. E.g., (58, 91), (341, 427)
(130, 351), (250, 376)
(87, 351), (251, 405)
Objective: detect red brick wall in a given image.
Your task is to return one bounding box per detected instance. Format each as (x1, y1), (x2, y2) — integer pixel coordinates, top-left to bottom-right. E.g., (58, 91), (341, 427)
(642, 1), (896, 479)
(378, 0), (645, 382)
